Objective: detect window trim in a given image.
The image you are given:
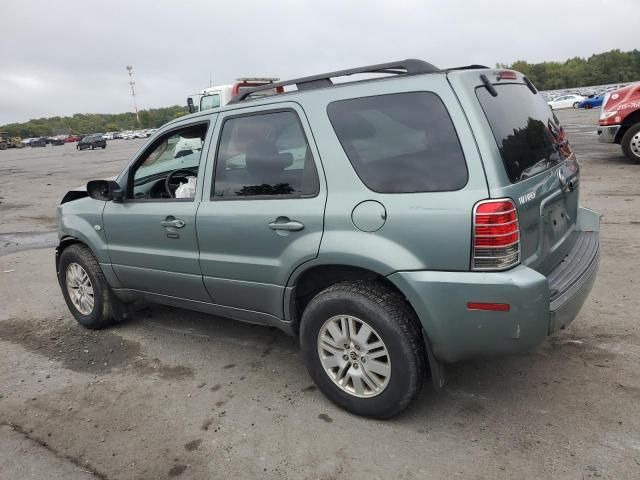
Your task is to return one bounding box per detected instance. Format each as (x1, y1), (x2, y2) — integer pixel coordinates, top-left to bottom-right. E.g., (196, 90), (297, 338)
(209, 108), (320, 201)
(326, 91), (469, 194)
(124, 121), (210, 203)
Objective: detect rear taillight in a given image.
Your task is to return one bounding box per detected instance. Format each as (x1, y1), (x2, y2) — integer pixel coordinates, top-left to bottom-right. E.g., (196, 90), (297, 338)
(472, 199), (520, 271)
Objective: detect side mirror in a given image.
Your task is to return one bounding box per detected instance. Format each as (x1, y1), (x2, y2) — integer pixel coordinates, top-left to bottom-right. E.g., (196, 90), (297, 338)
(187, 97), (197, 114)
(87, 180), (124, 202)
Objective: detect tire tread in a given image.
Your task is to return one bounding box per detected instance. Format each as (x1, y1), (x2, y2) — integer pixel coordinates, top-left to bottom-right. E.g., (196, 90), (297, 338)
(621, 123), (640, 163)
(60, 244), (115, 329)
(303, 279), (426, 418)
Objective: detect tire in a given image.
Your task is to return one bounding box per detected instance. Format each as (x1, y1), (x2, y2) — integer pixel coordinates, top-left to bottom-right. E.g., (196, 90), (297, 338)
(621, 123), (640, 163)
(585, 104), (593, 109)
(573, 102), (580, 109)
(299, 280), (425, 419)
(102, 145), (106, 149)
(58, 244), (115, 329)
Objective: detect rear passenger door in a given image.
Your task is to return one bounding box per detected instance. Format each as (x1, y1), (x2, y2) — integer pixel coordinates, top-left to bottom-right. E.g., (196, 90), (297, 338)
(197, 103), (326, 319)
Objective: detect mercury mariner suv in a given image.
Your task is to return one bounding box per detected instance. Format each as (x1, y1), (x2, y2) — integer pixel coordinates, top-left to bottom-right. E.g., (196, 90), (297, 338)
(56, 59), (600, 418)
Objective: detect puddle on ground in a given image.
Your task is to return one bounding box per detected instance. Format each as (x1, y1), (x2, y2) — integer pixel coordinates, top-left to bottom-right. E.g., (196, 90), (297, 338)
(0, 317), (194, 379)
(0, 231), (58, 256)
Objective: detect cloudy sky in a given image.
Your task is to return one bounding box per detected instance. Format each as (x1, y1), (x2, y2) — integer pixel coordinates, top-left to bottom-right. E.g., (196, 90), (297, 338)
(1, 0), (638, 125)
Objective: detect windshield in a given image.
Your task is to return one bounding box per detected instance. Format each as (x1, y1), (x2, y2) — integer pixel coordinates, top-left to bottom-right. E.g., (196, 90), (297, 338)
(200, 94), (221, 111)
(477, 84), (572, 183)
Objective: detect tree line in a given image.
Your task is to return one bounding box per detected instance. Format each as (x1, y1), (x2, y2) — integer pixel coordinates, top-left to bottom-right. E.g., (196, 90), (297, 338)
(499, 49), (640, 91)
(0, 105), (187, 138)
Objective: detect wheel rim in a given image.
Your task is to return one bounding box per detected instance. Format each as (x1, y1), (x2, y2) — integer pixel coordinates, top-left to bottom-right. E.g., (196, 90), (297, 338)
(630, 132), (640, 158)
(317, 315), (391, 398)
(65, 262), (95, 315)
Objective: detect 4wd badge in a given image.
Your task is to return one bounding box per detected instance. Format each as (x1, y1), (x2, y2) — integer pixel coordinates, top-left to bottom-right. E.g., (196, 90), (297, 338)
(518, 191), (536, 205)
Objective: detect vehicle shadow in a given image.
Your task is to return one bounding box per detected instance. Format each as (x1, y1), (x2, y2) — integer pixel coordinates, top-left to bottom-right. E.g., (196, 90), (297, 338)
(122, 303), (299, 355)
(118, 304), (609, 424)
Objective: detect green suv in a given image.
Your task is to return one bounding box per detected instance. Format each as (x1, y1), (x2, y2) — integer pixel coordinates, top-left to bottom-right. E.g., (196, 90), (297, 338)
(56, 60), (600, 418)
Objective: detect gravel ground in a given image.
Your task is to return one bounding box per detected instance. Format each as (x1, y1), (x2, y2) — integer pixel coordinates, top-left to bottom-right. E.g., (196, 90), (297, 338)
(1, 109), (639, 479)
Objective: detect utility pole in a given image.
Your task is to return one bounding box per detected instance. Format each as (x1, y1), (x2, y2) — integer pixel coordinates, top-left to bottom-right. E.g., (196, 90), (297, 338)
(126, 65), (139, 124)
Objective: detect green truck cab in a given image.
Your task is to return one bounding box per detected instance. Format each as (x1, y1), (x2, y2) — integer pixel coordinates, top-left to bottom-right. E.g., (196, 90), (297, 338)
(56, 59), (600, 418)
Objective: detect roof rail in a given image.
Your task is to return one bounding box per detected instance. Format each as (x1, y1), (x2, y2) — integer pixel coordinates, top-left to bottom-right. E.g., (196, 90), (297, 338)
(228, 58), (439, 104)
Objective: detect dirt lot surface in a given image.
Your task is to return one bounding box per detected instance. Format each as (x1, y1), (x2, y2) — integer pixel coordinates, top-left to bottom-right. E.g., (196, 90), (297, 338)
(1, 110), (639, 479)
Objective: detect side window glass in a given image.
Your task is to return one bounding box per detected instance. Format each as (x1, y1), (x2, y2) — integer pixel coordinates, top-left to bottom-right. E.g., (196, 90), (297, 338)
(327, 92), (468, 193)
(212, 111), (319, 198)
(130, 123), (207, 200)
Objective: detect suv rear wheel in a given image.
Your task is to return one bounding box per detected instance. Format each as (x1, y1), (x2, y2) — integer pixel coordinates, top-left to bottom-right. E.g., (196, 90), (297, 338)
(58, 244), (116, 329)
(300, 280), (425, 418)
(621, 123), (640, 163)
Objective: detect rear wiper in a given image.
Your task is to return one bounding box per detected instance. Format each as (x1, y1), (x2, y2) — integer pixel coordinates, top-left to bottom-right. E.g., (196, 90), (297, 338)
(480, 74), (497, 97)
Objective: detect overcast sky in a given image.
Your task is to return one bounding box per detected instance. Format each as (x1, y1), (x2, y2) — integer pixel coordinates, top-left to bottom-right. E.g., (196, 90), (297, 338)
(1, 0), (638, 125)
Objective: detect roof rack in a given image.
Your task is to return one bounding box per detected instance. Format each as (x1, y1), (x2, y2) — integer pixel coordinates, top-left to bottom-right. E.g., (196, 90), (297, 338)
(228, 58), (439, 104)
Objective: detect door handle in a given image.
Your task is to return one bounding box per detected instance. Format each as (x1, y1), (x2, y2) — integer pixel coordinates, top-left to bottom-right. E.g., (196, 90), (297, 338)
(160, 217), (186, 228)
(268, 218), (304, 231)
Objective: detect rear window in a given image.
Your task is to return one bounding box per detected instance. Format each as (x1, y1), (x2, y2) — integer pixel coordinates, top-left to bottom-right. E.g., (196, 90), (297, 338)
(327, 92), (468, 193)
(476, 84), (572, 183)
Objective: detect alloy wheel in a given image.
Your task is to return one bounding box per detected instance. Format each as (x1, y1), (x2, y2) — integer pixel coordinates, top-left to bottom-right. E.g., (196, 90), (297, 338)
(317, 315), (391, 398)
(65, 262), (95, 315)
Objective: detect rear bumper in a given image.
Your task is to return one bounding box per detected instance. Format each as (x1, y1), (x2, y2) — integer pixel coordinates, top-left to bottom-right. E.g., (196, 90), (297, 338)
(597, 125), (620, 143)
(388, 207), (601, 363)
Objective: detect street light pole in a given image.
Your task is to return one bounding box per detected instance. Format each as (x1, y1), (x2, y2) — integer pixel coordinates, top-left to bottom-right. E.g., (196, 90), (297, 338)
(126, 65), (139, 124)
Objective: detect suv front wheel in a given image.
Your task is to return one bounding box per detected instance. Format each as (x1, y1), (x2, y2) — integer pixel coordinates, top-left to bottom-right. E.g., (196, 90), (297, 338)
(58, 244), (116, 329)
(300, 280), (425, 418)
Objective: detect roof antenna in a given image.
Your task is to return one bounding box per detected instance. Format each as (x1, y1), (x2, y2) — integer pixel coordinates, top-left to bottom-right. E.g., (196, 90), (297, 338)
(209, 72), (213, 88)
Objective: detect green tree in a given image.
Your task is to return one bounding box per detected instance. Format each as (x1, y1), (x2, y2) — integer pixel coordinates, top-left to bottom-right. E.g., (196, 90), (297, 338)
(501, 49), (640, 90)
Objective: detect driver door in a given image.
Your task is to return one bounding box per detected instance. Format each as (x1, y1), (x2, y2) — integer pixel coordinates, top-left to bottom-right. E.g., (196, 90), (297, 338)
(102, 119), (215, 302)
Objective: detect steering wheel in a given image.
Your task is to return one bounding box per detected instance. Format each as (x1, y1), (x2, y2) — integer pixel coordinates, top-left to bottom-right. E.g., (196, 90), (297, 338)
(164, 169), (194, 198)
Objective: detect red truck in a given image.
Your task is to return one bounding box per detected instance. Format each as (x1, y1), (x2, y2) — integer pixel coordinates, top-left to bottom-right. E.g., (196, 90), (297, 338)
(597, 81), (640, 162)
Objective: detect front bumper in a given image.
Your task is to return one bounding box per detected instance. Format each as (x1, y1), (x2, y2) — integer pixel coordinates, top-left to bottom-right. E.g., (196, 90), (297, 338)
(597, 125), (620, 143)
(388, 207), (601, 363)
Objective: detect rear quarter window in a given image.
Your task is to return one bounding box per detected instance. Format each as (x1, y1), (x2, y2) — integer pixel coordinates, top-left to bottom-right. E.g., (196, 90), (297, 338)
(327, 92), (468, 193)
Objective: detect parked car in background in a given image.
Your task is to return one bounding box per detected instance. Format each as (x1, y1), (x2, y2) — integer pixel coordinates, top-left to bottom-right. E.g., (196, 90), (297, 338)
(598, 81), (640, 162)
(548, 94), (585, 110)
(577, 95), (604, 109)
(56, 60), (600, 418)
(30, 138), (47, 147)
(50, 137), (65, 146)
(77, 135), (107, 150)
(121, 131), (136, 140)
(65, 135), (81, 143)
(103, 133), (114, 141)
